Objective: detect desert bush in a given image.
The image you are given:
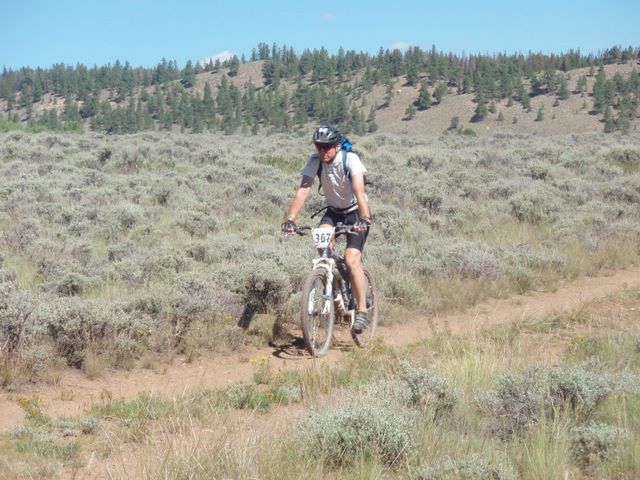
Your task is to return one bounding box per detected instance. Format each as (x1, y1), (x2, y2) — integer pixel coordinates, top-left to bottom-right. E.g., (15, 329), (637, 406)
(0, 288), (39, 353)
(571, 422), (619, 464)
(479, 363), (614, 438)
(37, 298), (121, 367)
(0, 266), (17, 284)
(110, 147), (146, 173)
(509, 184), (561, 224)
(603, 176), (640, 204)
(107, 203), (145, 236)
(478, 366), (548, 437)
(406, 150), (437, 172)
(49, 269), (99, 296)
(175, 209), (218, 237)
(415, 184), (445, 214)
(221, 382), (299, 412)
(447, 241), (503, 279)
(299, 393), (417, 466)
(297, 362), (455, 468)
(412, 454), (516, 480)
(240, 261), (291, 313)
(547, 363), (613, 416)
(395, 361), (457, 419)
(168, 274), (237, 342)
(10, 426), (81, 464)
(604, 147), (640, 174)
(106, 240), (135, 262)
(526, 160), (551, 181)
(2, 219), (40, 250)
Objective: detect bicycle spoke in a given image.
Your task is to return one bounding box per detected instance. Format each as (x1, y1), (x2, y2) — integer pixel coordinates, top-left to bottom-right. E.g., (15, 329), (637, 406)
(301, 269), (334, 357)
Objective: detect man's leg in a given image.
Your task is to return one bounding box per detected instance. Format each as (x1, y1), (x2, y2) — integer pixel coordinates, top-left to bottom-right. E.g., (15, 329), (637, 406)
(344, 247), (368, 333)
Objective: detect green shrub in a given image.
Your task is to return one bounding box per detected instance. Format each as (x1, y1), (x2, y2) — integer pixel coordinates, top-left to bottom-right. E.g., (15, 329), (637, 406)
(396, 361), (457, 419)
(571, 422), (619, 464)
(175, 209), (218, 237)
(412, 454), (516, 480)
(447, 242), (502, 279)
(509, 184), (560, 224)
(221, 382), (299, 412)
(11, 427), (81, 463)
(457, 128), (477, 136)
(300, 400), (416, 466)
(605, 147), (640, 174)
(479, 363), (614, 437)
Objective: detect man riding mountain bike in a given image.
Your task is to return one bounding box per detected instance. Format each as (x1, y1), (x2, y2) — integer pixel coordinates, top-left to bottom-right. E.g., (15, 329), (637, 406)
(281, 125), (372, 335)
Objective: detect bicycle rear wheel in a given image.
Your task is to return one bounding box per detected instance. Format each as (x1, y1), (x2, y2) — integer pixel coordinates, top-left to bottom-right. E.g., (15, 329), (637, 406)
(300, 269), (335, 357)
(352, 268), (379, 348)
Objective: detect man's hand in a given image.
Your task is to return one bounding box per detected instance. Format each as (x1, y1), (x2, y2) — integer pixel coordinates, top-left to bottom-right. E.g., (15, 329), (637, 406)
(353, 216), (371, 233)
(281, 217), (297, 234)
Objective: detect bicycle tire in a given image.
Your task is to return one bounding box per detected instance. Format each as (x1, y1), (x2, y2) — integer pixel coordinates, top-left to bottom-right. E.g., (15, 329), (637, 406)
(352, 268), (379, 348)
(300, 269), (335, 357)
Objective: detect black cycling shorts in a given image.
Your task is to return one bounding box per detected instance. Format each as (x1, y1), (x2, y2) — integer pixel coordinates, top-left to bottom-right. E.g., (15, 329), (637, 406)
(319, 208), (369, 252)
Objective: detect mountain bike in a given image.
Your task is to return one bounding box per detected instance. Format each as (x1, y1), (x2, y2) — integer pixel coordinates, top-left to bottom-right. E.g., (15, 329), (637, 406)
(293, 223), (378, 357)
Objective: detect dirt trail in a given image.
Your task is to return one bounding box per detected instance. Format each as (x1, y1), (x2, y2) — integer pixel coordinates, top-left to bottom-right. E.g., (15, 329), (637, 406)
(1, 268), (639, 432)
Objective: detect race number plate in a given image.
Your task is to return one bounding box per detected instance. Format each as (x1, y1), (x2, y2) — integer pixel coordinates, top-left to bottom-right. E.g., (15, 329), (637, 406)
(311, 227), (335, 248)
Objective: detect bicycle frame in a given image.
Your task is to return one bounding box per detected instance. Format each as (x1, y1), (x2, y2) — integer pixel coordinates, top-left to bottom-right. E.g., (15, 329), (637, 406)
(310, 226), (355, 326)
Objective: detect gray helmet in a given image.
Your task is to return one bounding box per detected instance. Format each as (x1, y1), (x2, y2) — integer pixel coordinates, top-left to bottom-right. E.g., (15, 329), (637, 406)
(312, 125), (342, 145)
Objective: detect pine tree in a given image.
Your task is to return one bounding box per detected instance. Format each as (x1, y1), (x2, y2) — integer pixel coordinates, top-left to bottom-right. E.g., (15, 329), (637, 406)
(592, 65), (607, 113)
(433, 84), (447, 104)
(383, 81), (395, 108)
(522, 91), (531, 111)
(405, 63), (419, 86)
(227, 56), (240, 77)
(404, 104), (416, 120)
(47, 109), (59, 130)
(576, 76), (587, 96)
(471, 91), (488, 122)
(558, 76), (570, 99)
(202, 82), (216, 127)
(366, 106), (378, 133)
(183, 60), (196, 87)
(416, 82), (431, 110)
(603, 106), (616, 132)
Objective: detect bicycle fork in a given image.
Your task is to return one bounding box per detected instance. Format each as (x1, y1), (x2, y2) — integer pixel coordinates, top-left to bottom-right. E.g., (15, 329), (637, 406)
(310, 258), (335, 316)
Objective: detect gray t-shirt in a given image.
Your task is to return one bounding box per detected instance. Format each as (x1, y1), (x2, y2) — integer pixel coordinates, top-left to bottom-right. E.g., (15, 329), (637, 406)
(301, 150), (367, 211)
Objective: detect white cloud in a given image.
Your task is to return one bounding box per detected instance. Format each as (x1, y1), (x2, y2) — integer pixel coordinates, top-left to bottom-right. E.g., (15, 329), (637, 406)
(391, 42), (414, 52)
(321, 13), (336, 21)
(199, 50), (235, 66)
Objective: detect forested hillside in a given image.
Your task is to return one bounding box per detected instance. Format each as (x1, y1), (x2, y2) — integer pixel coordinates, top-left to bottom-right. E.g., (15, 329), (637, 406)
(1, 43), (639, 136)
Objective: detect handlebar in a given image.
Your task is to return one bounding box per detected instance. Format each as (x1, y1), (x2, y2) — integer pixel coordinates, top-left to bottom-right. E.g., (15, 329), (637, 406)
(290, 223), (356, 236)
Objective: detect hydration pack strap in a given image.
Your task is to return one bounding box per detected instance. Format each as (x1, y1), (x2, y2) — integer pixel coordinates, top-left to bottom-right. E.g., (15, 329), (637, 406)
(317, 149), (351, 193)
(310, 203), (358, 219)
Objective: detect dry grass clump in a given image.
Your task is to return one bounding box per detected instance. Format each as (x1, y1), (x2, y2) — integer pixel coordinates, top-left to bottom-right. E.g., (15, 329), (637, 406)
(1, 130), (640, 379)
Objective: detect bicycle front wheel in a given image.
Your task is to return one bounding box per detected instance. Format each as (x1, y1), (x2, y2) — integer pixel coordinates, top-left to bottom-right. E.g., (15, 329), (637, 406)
(300, 269), (335, 357)
(352, 267), (379, 348)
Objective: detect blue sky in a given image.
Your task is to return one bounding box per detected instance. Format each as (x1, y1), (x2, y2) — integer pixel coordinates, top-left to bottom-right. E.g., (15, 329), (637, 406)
(2, 0), (639, 70)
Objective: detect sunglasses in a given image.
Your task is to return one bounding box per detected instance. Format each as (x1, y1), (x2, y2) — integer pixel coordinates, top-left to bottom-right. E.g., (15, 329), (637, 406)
(315, 143), (337, 151)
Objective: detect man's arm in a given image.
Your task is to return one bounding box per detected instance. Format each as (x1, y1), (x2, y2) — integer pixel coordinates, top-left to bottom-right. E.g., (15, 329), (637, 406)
(284, 175), (314, 221)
